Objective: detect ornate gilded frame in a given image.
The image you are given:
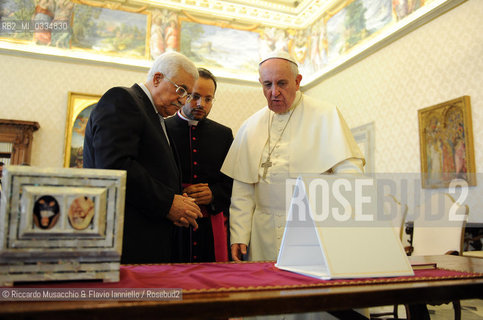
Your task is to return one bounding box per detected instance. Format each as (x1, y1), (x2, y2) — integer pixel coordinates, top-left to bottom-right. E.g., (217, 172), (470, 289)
(351, 122), (375, 174)
(63, 92), (100, 168)
(418, 96), (476, 189)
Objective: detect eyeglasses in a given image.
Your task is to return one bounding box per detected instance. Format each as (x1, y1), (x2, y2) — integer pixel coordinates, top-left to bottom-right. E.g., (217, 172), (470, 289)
(191, 93), (215, 105)
(162, 74), (192, 101)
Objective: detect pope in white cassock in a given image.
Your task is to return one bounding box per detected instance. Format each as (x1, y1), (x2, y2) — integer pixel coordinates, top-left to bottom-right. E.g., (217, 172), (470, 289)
(221, 51), (366, 262)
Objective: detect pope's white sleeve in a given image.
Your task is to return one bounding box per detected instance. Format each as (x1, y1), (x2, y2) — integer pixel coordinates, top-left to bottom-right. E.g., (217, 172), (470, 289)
(229, 179), (256, 246)
(332, 157), (364, 174)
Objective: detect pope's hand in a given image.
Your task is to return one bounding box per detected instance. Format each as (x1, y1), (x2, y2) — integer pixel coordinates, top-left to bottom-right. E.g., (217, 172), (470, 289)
(231, 243), (247, 262)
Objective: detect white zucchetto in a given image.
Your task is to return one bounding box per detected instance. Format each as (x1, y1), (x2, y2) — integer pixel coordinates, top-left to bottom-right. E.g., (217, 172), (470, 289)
(259, 50), (298, 67)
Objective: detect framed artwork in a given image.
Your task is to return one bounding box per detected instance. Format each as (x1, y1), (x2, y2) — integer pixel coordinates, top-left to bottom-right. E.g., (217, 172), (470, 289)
(63, 92), (100, 168)
(418, 96), (476, 189)
(351, 122), (375, 174)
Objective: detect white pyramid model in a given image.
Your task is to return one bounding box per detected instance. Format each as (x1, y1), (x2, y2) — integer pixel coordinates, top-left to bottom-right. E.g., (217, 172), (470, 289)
(276, 177), (414, 279)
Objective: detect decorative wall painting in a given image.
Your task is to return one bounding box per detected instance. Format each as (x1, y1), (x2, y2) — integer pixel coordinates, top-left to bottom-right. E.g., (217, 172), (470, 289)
(0, 0), (465, 84)
(418, 96), (476, 188)
(351, 122), (375, 173)
(64, 92), (100, 168)
(180, 20), (260, 76)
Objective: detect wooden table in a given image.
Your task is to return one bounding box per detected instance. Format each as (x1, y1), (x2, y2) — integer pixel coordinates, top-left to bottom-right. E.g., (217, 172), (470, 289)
(1, 255), (483, 319)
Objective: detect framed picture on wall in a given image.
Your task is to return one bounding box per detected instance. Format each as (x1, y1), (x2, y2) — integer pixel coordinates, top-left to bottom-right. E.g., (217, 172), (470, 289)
(351, 122), (375, 174)
(64, 92), (101, 168)
(418, 96), (476, 189)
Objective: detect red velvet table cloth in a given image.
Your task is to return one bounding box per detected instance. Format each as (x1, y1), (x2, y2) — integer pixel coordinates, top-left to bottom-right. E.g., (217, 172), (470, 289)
(14, 261), (483, 294)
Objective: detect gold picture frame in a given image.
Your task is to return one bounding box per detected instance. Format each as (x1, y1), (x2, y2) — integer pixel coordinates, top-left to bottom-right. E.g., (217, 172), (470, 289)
(418, 96), (476, 189)
(63, 92), (101, 168)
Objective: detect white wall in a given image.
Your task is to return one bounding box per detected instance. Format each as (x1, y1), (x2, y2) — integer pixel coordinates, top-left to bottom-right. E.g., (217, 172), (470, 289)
(0, 53), (265, 168)
(305, 0), (483, 222)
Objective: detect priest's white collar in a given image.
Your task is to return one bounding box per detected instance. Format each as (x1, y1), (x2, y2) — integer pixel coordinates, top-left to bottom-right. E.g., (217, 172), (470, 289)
(177, 110), (199, 126)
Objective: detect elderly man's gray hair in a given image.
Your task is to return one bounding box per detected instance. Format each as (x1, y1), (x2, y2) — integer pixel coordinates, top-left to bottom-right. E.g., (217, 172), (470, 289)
(147, 51), (198, 82)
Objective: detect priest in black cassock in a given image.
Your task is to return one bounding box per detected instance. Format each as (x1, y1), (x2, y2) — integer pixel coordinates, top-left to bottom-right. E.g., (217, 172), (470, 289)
(166, 68), (233, 262)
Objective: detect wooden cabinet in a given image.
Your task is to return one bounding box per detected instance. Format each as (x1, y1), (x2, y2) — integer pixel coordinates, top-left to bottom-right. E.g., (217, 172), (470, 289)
(0, 119), (39, 165)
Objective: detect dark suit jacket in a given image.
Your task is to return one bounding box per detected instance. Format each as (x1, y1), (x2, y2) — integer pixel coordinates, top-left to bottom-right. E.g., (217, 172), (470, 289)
(84, 84), (182, 264)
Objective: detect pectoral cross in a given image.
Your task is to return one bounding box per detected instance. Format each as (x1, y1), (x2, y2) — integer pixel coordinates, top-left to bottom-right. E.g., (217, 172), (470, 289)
(261, 157), (272, 179)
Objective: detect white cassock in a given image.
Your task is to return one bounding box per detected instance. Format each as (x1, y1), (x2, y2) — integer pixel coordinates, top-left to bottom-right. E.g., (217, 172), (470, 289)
(221, 91), (365, 261)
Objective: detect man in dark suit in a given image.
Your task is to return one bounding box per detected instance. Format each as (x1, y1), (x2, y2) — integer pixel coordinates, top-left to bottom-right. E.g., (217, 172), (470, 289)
(166, 68), (233, 262)
(83, 51), (203, 264)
